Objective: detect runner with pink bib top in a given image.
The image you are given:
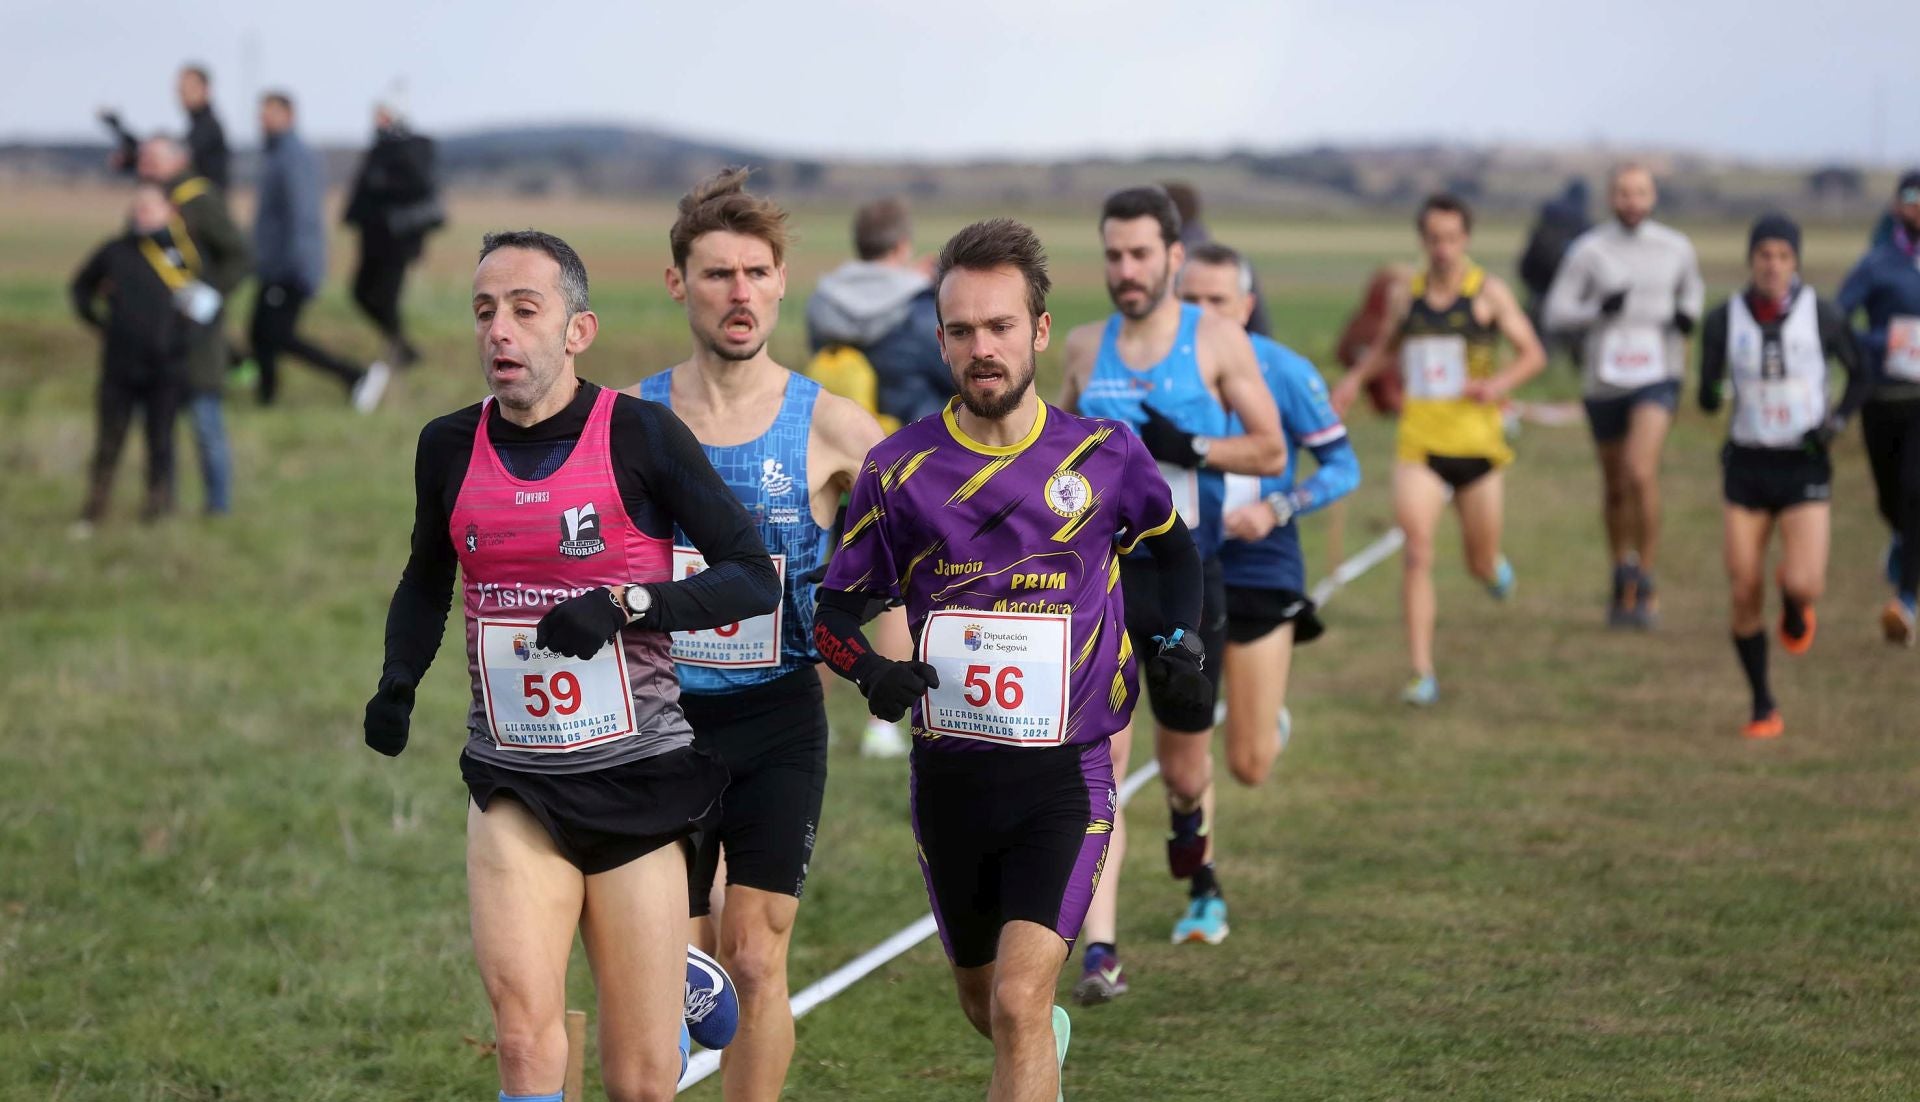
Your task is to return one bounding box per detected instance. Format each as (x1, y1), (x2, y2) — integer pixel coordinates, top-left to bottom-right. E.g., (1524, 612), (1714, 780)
(362, 229), (778, 1102)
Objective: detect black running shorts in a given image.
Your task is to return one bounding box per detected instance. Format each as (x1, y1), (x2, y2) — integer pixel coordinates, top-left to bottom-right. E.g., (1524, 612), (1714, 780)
(461, 744), (728, 875)
(910, 740), (1116, 969)
(1425, 454), (1495, 491)
(1224, 585), (1324, 645)
(1722, 443), (1832, 514)
(680, 666), (831, 916)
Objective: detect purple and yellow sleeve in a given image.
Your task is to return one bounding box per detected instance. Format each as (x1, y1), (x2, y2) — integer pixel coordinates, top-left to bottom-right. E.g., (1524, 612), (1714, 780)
(821, 459), (901, 601)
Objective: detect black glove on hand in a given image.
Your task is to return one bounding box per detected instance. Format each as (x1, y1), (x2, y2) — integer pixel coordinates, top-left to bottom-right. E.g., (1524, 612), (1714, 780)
(1599, 290), (1628, 317)
(1802, 417), (1842, 454)
(536, 588), (628, 660)
(363, 675), (416, 757)
(1145, 626), (1211, 717)
(861, 660), (940, 723)
(1139, 406), (1203, 468)
(1672, 311), (1696, 337)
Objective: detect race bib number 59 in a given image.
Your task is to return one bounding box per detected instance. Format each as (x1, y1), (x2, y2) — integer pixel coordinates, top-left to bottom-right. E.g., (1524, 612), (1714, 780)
(918, 610), (1070, 746)
(477, 618), (636, 752)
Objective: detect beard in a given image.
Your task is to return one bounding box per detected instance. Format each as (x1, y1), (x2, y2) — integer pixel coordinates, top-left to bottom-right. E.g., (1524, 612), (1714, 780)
(703, 331), (768, 362)
(1107, 264), (1171, 320)
(954, 356), (1036, 420)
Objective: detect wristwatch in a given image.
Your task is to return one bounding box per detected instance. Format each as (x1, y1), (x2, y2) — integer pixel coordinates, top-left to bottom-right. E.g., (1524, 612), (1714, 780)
(1191, 435), (1212, 465)
(621, 584), (654, 619)
(1263, 490), (1297, 528)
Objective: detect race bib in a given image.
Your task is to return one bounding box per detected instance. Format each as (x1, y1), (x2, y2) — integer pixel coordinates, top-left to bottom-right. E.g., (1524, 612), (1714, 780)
(1597, 325), (1667, 388)
(668, 548), (786, 668)
(1887, 316), (1920, 382)
(918, 610), (1070, 746)
(1401, 335), (1468, 400)
(1222, 473), (1262, 513)
(477, 618), (635, 752)
(1736, 376), (1822, 447)
(1157, 461), (1199, 528)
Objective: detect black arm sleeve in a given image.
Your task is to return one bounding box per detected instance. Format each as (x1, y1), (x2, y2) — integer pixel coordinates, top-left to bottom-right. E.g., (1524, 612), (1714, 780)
(618, 398), (781, 633)
(1820, 299), (1870, 423)
(814, 588), (887, 688)
(1698, 304), (1728, 414)
(70, 245), (109, 332)
(1139, 517), (1202, 633)
(380, 422), (460, 686)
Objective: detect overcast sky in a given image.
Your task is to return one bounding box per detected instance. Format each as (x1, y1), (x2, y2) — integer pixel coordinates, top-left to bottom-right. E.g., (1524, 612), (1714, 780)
(11, 0), (1917, 166)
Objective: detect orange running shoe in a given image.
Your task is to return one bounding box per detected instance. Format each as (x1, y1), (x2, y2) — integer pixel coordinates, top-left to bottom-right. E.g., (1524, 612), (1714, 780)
(1883, 598), (1917, 647)
(1742, 711), (1785, 740)
(1779, 605), (1817, 655)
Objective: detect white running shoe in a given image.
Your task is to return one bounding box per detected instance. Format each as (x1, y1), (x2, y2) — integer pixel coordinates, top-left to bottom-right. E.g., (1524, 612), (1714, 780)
(1277, 706), (1292, 754)
(352, 361), (391, 414)
(1052, 1004), (1071, 1102)
(860, 718), (908, 758)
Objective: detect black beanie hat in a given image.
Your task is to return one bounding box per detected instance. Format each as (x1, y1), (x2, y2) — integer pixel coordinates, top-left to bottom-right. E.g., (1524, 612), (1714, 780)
(1748, 212), (1801, 258)
(1898, 170), (1920, 198)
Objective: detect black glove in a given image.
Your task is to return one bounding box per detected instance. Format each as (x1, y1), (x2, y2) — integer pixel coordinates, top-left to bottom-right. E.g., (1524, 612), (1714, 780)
(860, 659), (940, 723)
(1145, 627), (1211, 718)
(1802, 417), (1842, 454)
(1672, 311), (1695, 337)
(1138, 406), (1203, 468)
(1599, 290), (1628, 317)
(536, 587), (628, 660)
(363, 674), (416, 757)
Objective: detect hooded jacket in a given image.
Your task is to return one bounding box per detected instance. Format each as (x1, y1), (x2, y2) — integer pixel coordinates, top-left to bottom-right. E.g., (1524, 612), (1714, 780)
(806, 261), (953, 425)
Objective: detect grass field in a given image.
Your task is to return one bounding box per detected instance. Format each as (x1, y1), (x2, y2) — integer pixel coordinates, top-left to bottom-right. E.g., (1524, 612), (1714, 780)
(2, 183), (1916, 1101)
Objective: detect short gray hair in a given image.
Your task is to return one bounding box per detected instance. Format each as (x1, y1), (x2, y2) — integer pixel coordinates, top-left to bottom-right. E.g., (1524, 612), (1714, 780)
(478, 229), (591, 316)
(1180, 241), (1254, 295)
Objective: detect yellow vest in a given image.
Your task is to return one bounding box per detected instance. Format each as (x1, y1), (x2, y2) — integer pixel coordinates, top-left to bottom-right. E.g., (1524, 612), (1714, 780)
(1396, 263), (1511, 465)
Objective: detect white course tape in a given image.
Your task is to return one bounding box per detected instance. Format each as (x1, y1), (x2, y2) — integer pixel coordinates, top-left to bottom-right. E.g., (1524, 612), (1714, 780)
(1309, 527), (1405, 608)
(680, 524), (1405, 1091)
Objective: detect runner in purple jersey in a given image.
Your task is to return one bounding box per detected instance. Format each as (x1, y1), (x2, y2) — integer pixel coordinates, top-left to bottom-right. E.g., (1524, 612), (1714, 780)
(814, 219), (1208, 1101)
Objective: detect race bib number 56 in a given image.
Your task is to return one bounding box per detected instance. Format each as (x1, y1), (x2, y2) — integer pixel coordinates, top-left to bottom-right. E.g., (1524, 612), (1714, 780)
(477, 618), (636, 752)
(918, 610), (1070, 746)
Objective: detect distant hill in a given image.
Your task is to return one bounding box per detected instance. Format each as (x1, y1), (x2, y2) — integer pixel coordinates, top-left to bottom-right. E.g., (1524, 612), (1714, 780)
(0, 122), (1894, 220)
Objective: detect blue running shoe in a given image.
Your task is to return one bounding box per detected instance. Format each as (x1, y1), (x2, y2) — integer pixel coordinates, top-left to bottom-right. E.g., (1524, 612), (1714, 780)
(1277, 706), (1292, 754)
(1402, 673), (1439, 707)
(684, 944), (738, 1050)
(678, 1021), (691, 1081)
(1487, 555), (1515, 601)
(1052, 1004), (1071, 1102)
(1887, 536), (1904, 590)
(1171, 894), (1230, 945)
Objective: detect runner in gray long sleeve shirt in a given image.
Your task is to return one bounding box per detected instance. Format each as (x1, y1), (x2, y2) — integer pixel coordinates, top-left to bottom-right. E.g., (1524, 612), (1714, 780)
(1541, 164), (1705, 629)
